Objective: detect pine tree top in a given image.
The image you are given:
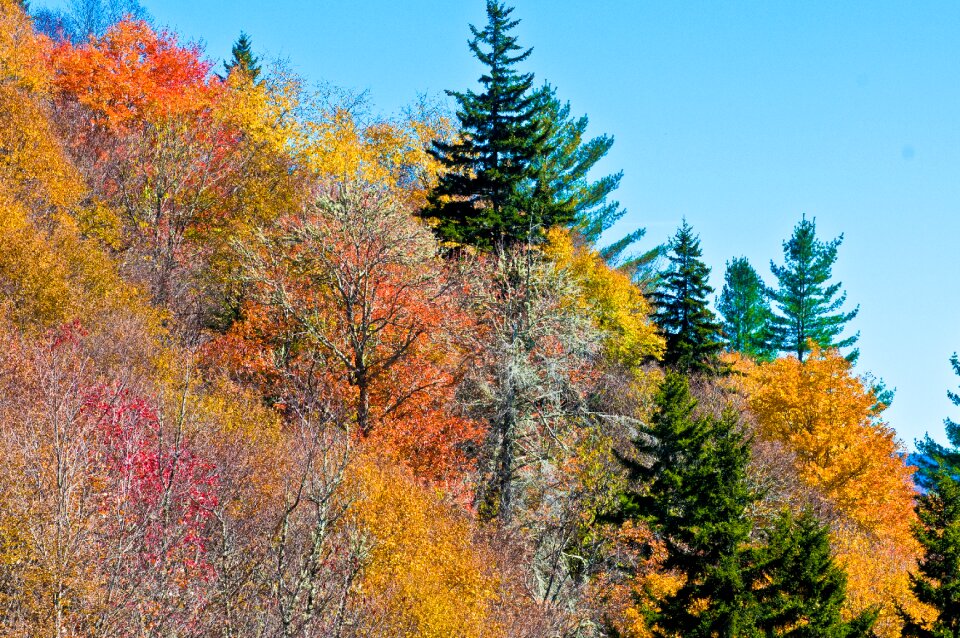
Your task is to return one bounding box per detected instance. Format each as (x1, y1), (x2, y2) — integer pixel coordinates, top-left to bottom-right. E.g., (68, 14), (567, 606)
(652, 221), (723, 373)
(224, 31), (261, 82)
(769, 215), (859, 362)
(422, 1), (570, 250)
(718, 256), (775, 360)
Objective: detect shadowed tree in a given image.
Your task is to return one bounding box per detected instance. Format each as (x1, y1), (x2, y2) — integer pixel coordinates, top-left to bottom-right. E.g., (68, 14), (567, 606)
(615, 372), (756, 636)
(652, 221), (723, 374)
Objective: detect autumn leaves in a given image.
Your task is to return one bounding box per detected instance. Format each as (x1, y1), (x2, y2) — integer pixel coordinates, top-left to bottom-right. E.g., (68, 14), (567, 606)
(0, 1), (940, 636)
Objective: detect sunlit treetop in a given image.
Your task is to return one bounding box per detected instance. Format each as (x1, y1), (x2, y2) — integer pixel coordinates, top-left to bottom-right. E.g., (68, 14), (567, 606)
(47, 20), (219, 127)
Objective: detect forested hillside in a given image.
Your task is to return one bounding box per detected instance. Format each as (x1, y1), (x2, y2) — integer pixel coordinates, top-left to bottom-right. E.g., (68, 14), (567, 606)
(1, 0), (958, 636)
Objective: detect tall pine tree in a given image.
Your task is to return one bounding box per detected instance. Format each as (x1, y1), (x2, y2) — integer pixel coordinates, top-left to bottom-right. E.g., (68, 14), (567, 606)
(750, 510), (877, 637)
(617, 373), (756, 636)
(423, 1), (563, 250)
(902, 354), (960, 637)
(717, 256), (775, 360)
(769, 216), (859, 362)
(652, 221), (723, 373)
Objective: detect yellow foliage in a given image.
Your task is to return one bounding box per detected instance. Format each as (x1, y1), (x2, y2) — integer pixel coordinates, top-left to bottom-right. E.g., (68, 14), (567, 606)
(744, 347), (916, 542)
(0, 3), (83, 212)
(0, 1), (48, 94)
(544, 227), (665, 370)
(305, 106), (450, 210)
(741, 347), (921, 635)
(833, 526), (934, 638)
(347, 456), (500, 638)
(0, 193), (152, 338)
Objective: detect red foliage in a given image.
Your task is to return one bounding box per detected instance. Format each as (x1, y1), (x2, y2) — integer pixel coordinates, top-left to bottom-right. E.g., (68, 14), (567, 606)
(83, 387), (219, 576)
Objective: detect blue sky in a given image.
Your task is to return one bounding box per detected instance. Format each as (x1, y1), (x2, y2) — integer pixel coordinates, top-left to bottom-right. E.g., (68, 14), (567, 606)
(38, 1), (960, 448)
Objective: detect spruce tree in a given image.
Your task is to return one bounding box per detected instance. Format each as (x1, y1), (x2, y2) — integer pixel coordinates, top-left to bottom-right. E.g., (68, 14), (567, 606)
(769, 216), (859, 362)
(903, 354), (960, 637)
(717, 257), (775, 360)
(617, 373), (756, 636)
(224, 32), (261, 82)
(423, 1), (561, 250)
(902, 466), (960, 637)
(652, 221), (723, 374)
(750, 510), (876, 637)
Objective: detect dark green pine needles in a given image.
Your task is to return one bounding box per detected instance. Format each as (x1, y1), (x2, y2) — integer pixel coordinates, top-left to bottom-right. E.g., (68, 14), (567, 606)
(224, 32), (261, 82)
(652, 221), (723, 374)
(769, 216), (859, 362)
(616, 372), (755, 636)
(423, 1), (640, 255)
(749, 511), (877, 637)
(423, 1), (555, 250)
(903, 354), (960, 637)
(614, 374), (875, 637)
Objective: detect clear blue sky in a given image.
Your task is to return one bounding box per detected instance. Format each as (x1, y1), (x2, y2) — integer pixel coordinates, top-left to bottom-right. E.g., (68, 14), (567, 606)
(38, 0), (960, 449)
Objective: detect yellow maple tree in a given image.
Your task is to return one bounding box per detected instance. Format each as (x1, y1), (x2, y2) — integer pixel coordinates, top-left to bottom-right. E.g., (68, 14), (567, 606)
(544, 227), (665, 371)
(346, 455), (501, 638)
(741, 346), (924, 635)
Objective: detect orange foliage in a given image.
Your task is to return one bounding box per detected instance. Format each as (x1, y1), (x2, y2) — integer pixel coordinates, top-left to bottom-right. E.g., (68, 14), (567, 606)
(743, 347), (916, 542)
(205, 188), (484, 487)
(588, 521), (681, 638)
(740, 346), (921, 635)
(47, 20), (218, 128)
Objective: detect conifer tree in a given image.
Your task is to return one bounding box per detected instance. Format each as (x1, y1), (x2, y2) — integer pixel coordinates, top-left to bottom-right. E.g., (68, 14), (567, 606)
(532, 85), (660, 282)
(750, 510), (877, 637)
(617, 373), (756, 636)
(223, 32), (261, 82)
(717, 257), (775, 360)
(423, 1), (562, 250)
(652, 221), (723, 373)
(769, 216), (859, 362)
(903, 354), (960, 637)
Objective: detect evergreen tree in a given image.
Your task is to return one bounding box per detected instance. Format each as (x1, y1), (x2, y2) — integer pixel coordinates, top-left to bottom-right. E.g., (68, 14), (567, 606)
(223, 32), (261, 81)
(652, 221), (723, 373)
(750, 510), (877, 637)
(422, 1), (561, 250)
(717, 257), (775, 360)
(530, 85), (660, 281)
(617, 373), (757, 636)
(903, 354), (960, 637)
(769, 216), (859, 362)
(902, 466), (960, 637)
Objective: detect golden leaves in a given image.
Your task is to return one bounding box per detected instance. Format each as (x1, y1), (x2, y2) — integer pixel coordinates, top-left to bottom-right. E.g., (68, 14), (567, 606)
(544, 227), (665, 371)
(743, 346), (921, 636)
(347, 456), (500, 638)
